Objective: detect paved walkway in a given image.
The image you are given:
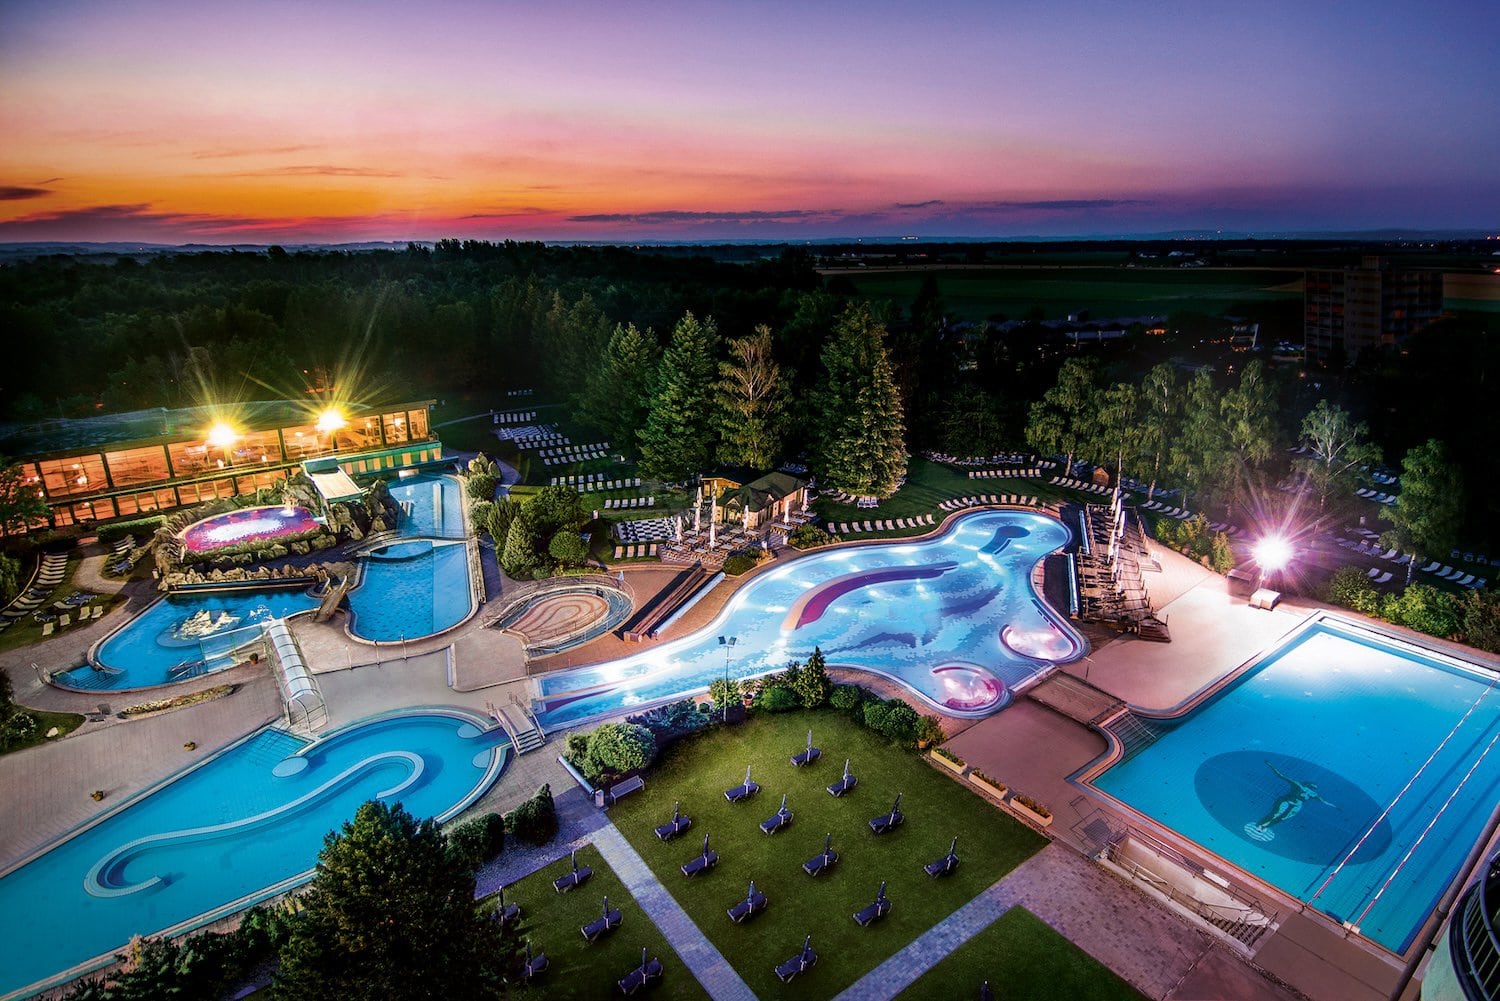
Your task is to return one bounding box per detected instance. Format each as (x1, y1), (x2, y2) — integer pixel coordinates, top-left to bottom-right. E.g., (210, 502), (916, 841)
(591, 823), (757, 1001)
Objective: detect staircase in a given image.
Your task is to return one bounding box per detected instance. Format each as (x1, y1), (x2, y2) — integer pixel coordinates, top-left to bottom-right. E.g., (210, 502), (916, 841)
(1102, 711), (1163, 758)
(1136, 615), (1171, 642)
(488, 700), (545, 754)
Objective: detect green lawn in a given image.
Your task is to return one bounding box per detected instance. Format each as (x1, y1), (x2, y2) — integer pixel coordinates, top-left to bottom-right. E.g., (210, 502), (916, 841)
(812, 456), (1070, 535)
(611, 711), (1047, 999)
(0, 707), (86, 756)
(896, 905), (1145, 1001)
(490, 844), (709, 1001)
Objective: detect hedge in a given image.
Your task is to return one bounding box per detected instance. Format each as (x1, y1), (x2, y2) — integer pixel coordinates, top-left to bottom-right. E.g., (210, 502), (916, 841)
(98, 516), (166, 544)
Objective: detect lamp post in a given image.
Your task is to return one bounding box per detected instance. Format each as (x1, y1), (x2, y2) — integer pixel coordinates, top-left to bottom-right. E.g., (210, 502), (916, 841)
(718, 635), (737, 722)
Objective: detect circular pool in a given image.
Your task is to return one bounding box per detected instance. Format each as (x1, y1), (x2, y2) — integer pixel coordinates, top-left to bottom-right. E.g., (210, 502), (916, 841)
(180, 506), (321, 553)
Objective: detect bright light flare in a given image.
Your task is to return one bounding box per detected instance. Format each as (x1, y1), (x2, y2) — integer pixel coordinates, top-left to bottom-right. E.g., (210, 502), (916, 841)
(316, 406), (347, 433)
(205, 422), (238, 450)
(1254, 535), (1294, 572)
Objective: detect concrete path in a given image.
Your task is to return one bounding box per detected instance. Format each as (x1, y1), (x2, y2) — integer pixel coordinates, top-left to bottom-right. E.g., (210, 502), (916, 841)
(592, 823), (757, 1001)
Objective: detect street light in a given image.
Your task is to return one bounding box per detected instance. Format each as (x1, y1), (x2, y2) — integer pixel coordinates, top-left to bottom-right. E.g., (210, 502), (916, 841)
(1253, 534), (1294, 590)
(718, 635), (737, 722)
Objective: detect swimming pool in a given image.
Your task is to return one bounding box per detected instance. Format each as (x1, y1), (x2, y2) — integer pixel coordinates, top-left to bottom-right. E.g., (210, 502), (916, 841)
(388, 473), (467, 540)
(534, 509), (1082, 728)
(1089, 614), (1500, 954)
(347, 540), (473, 642)
(179, 505), (321, 553)
(0, 710), (508, 1000)
(59, 588), (321, 691)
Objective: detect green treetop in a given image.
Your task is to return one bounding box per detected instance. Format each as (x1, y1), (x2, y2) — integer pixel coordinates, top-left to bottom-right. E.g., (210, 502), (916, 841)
(812, 304), (908, 498)
(638, 312), (720, 482)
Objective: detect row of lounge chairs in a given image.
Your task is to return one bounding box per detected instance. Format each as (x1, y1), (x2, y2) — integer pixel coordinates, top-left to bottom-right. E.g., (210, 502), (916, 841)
(539, 440), (609, 458)
(1049, 475), (1114, 496)
(552, 474), (643, 489)
(1, 553), (70, 633)
(925, 450), (1036, 467)
(614, 517), (674, 543)
(832, 514), (936, 534)
(967, 467), (1043, 479)
(602, 496), (655, 510)
(542, 449), (609, 466)
(1340, 539), (1410, 563)
(611, 543), (659, 560)
(1451, 548), (1495, 567)
(938, 495), (1037, 512)
(491, 409), (536, 424)
(1355, 487), (1398, 505)
(1420, 563), (1487, 588)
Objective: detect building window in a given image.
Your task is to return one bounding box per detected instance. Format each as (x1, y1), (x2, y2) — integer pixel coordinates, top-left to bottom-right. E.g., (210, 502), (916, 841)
(38, 455), (107, 499)
(104, 445), (171, 489)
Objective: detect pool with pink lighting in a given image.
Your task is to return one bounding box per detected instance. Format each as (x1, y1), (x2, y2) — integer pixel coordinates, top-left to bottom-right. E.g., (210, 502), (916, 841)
(179, 506), (321, 553)
(534, 509), (1083, 728)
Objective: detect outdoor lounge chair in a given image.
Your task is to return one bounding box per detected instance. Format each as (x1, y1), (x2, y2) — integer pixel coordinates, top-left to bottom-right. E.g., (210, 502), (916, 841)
(494, 885), (521, 929)
(681, 834), (718, 877)
(775, 935), (818, 984)
(826, 758), (857, 797)
(759, 794), (793, 835)
(980, 980), (994, 1001)
(791, 729), (821, 767)
(724, 765), (760, 803)
(727, 880), (768, 923)
(521, 942), (549, 982)
(868, 793), (904, 835)
(853, 881), (891, 927)
(552, 850), (593, 893)
(803, 833), (839, 877)
(581, 896), (624, 942)
(924, 837), (960, 878)
(617, 947), (664, 995)
(655, 800), (693, 841)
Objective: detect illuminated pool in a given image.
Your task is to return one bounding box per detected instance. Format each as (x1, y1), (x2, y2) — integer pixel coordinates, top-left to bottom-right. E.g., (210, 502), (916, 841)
(0, 709), (509, 1000)
(179, 505), (321, 553)
(535, 509), (1082, 727)
(1088, 614), (1500, 953)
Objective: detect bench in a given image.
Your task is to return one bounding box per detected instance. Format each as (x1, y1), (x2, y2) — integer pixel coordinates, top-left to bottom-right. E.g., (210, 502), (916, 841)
(606, 775), (645, 806)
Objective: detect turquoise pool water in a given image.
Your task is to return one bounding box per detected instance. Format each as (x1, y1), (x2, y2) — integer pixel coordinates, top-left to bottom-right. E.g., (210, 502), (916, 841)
(389, 473), (467, 540)
(1091, 615), (1500, 953)
(347, 540), (472, 641)
(535, 510), (1081, 727)
(60, 589), (321, 691)
(0, 710), (508, 1000)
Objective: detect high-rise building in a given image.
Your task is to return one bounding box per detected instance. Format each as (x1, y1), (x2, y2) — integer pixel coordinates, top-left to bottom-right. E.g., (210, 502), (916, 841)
(1303, 256), (1443, 363)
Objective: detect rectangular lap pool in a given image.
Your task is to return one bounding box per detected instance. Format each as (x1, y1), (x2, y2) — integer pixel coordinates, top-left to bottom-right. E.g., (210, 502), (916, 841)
(1089, 613), (1500, 954)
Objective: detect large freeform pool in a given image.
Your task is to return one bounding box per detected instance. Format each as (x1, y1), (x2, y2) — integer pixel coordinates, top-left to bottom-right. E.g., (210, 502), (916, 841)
(0, 710), (509, 1000)
(1090, 614), (1500, 954)
(535, 509), (1082, 728)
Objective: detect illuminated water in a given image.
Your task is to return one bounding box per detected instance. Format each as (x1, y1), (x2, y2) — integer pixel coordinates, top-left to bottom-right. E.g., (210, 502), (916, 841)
(179, 506), (320, 552)
(1092, 615), (1500, 953)
(535, 510), (1082, 727)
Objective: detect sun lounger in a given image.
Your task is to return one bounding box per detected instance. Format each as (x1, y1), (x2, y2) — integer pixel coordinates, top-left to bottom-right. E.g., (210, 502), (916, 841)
(581, 896), (624, 943)
(1367, 567), (1381, 579)
(1457, 573), (1475, 586)
(853, 882), (891, 927)
(827, 759), (857, 797)
(655, 801), (693, 841)
(727, 880), (768, 923)
(553, 851), (593, 893)
(493, 886), (521, 929)
(791, 730), (821, 767)
(521, 943), (548, 982)
(868, 793), (905, 835)
(760, 794), (793, 835)
(681, 834), (718, 877)
(802, 834), (839, 877)
(1374, 572), (1393, 584)
(1421, 561), (1441, 573)
(775, 936), (818, 984)
(41, 622), (54, 637)
(617, 948), (663, 995)
(724, 765), (760, 803)
(924, 837), (960, 878)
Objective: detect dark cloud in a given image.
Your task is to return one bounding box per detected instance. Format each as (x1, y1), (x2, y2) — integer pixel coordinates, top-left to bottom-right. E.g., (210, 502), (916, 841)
(0, 186), (52, 201)
(971, 198), (1149, 212)
(895, 199), (945, 209)
(568, 209), (831, 224)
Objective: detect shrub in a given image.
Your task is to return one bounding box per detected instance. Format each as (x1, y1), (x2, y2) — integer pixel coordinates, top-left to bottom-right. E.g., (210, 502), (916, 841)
(98, 516), (166, 545)
(915, 714), (945, 747)
(562, 732), (590, 771)
(548, 530), (589, 568)
(722, 554), (756, 576)
(788, 524), (834, 549)
(585, 722), (656, 778)
(830, 684), (865, 713)
(792, 647), (832, 708)
(1209, 532), (1236, 575)
(1381, 583), (1461, 638)
(1459, 589), (1500, 654)
(932, 746), (963, 765)
(862, 700), (891, 733)
(627, 699), (708, 746)
(2, 711), (36, 748)
(507, 784), (558, 846)
(446, 812), (505, 871)
(0, 552), (20, 606)
(708, 676), (743, 711)
(753, 685), (799, 713)
(1011, 793), (1051, 819)
(877, 700), (920, 745)
(1325, 565), (1380, 615)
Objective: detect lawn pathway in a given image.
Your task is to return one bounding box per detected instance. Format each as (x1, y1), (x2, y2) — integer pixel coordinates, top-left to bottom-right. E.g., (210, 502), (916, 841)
(593, 823), (758, 1001)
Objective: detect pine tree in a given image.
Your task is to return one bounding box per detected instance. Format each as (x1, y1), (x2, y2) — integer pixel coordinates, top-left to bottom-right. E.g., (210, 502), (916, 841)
(273, 801), (516, 1001)
(638, 312), (720, 481)
(579, 323), (659, 453)
(812, 305), (907, 497)
(794, 647), (832, 708)
(716, 325), (787, 469)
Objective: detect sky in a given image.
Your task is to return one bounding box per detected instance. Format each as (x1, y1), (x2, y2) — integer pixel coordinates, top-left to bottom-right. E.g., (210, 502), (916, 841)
(1, 0), (1497, 244)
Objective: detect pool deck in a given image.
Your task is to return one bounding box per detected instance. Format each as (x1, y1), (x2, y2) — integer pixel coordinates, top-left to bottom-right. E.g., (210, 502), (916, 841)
(3, 525), (1480, 1000)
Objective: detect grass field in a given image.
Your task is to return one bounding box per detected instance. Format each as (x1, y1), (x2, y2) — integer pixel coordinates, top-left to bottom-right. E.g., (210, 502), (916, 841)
(894, 905), (1145, 1001)
(610, 710), (1047, 999)
(490, 844), (709, 1000)
(841, 267), (1301, 322)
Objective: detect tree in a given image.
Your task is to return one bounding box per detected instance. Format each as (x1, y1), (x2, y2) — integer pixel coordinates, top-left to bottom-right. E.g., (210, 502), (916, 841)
(708, 675), (743, 711)
(464, 453), (499, 502)
(1091, 381), (1140, 478)
(792, 646), (832, 708)
(548, 530), (589, 568)
(812, 304), (908, 497)
(1024, 359), (1098, 472)
(638, 312), (720, 481)
(523, 484), (583, 540)
(585, 722), (657, 776)
(272, 800), (514, 1001)
(579, 323), (659, 452)
(1135, 363), (1181, 500)
(716, 325), (787, 469)
(1295, 399), (1381, 512)
(0, 457), (47, 535)
(500, 513), (544, 579)
(1383, 439), (1464, 583)
(1168, 367), (1229, 512)
(1218, 360), (1278, 516)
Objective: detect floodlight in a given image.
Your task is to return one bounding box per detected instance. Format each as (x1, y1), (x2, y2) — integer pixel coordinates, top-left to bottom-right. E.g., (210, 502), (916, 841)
(1254, 535), (1294, 573)
(316, 406), (347, 433)
(205, 422), (238, 450)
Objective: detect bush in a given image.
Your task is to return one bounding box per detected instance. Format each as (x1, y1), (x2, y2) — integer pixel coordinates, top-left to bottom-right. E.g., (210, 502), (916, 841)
(915, 714), (945, 747)
(1325, 565), (1380, 615)
(830, 684), (865, 713)
(585, 722), (657, 778)
(1209, 532), (1236, 575)
(507, 784), (558, 846)
(708, 676), (743, 711)
(1, 711), (36, 748)
(722, 554), (756, 576)
(500, 515), (545, 579)
(627, 699), (708, 746)
(788, 524), (834, 549)
(862, 700), (891, 733)
(1460, 589), (1500, 653)
(562, 732), (590, 771)
(792, 647), (832, 708)
(98, 516), (166, 544)
(0, 552), (20, 606)
(877, 700), (920, 746)
(753, 685), (799, 713)
(1381, 583), (1460, 638)
(548, 530), (589, 568)
(446, 812), (505, 871)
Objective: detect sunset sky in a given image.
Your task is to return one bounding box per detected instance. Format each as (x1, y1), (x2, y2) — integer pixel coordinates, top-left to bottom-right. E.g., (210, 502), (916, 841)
(2, 0), (1496, 244)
